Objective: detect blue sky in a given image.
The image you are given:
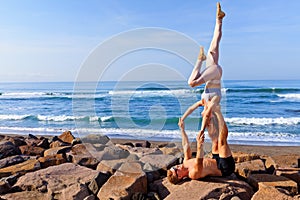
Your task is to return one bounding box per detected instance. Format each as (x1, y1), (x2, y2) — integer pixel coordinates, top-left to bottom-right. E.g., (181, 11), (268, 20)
(0, 0), (299, 82)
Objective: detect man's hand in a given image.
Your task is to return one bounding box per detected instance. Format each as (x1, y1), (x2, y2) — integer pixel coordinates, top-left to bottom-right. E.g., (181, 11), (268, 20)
(197, 130), (205, 145)
(178, 118), (185, 130)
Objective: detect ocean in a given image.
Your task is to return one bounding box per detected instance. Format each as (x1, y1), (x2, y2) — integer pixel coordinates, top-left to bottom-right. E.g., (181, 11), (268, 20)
(0, 80), (299, 146)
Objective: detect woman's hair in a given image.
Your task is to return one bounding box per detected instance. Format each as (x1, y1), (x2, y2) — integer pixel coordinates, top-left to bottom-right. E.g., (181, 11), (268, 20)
(167, 169), (179, 184)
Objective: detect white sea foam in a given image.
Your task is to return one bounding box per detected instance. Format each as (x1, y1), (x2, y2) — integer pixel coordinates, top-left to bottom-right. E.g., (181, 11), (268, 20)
(0, 126), (62, 134)
(100, 116), (113, 122)
(1, 113), (299, 126)
(225, 117), (300, 125)
(1, 92), (46, 97)
(109, 89), (192, 96)
(277, 93), (300, 100)
(89, 116), (100, 122)
(0, 92), (106, 99)
(37, 115), (92, 122)
(0, 114), (30, 120)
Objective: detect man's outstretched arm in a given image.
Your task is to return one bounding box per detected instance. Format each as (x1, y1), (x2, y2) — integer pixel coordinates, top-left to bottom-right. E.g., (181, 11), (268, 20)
(196, 131), (205, 163)
(178, 118), (192, 160)
(189, 131), (205, 180)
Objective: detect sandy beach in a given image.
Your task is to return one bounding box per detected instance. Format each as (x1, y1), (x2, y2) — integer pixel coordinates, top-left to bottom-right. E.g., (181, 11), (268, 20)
(110, 138), (300, 157)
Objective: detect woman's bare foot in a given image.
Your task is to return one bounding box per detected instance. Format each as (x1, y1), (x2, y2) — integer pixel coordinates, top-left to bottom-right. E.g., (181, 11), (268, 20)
(198, 46), (206, 61)
(217, 2), (225, 19)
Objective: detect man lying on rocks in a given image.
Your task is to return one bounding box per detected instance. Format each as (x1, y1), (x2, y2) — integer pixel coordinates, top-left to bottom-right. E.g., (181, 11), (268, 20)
(167, 108), (235, 184)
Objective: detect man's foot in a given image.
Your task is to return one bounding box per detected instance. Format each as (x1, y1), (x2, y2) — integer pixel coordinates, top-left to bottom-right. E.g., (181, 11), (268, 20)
(198, 46), (206, 61)
(217, 2), (225, 19)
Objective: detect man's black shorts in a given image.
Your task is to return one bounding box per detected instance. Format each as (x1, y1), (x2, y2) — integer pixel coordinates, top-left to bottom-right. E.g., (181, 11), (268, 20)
(212, 154), (235, 176)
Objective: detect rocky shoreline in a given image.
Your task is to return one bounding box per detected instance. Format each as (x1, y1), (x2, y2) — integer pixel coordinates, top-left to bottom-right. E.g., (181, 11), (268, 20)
(0, 131), (299, 200)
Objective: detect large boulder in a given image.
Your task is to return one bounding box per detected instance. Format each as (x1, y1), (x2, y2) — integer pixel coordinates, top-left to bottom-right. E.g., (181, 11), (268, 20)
(0, 159), (40, 178)
(49, 140), (70, 148)
(67, 144), (99, 169)
(251, 184), (294, 200)
(235, 159), (266, 179)
(0, 155), (29, 169)
(37, 154), (67, 168)
(276, 170), (300, 193)
(0, 141), (21, 159)
(43, 146), (71, 157)
(101, 145), (130, 160)
(232, 152), (261, 163)
(140, 154), (177, 171)
(0, 174), (19, 195)
(13, 163), (98, 200)
(88, 172), (111, 196)
(116, 144), (163, 158)
(18, 145), (45, 156)
(58, 131), (76, 144)
(159, 145), (181, 156)
(151, 175), (254, 200)
(248, 174), (298, 196)
(1, 191), (50, 200)
(264, 155), (300, 171)
(0, 179), (11, 195)
(6, 136), (26, 147)
(96, 159), (127, 174)
(98, 162), (147, 200)
(81, 134), (111, 145)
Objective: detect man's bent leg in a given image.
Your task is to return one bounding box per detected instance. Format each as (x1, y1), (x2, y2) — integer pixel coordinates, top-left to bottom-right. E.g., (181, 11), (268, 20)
(215, 110), (232, 158)
(207, 113), (219, 154)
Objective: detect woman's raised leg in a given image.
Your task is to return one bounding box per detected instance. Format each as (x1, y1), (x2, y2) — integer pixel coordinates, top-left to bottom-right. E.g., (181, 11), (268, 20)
(206, 2), (225, 67)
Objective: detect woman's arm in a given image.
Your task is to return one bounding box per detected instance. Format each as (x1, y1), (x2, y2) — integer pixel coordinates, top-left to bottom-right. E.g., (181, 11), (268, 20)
(181, 99), (204, 121)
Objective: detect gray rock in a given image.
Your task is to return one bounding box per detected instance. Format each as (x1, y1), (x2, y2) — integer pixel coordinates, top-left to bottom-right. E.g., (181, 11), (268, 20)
(116, 145), (163, 158)
(67, 144), (99, 169)
(0, 180), (11, 195)
(247, 174), (298, 196)
(6, 136), (26, 147)
(152, 176), (254, 200)
(140, 154), (177, 171)
(58, 130), (75, 144)
(98, 161), (147, 200)
(43, 146), (71, 157)
(88, 172), (110, 195)
(81, 134), (111, 145)
(0, 174), (19, 187)
(102, 145), (130, 160)
(251, 184), (294, 200)
(0, 191), (50, 200)
(13, 163), (98, 200)
(0, 155), (29, 169)
(0, 159), (41, 178)
(0, 141), (21, 159)
(235, 159), (266, 179)
(96, 159), (126, 174)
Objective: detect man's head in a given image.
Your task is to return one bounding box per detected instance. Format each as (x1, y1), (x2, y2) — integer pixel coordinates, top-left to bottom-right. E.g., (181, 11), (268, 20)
(167, 164), (188, 184)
